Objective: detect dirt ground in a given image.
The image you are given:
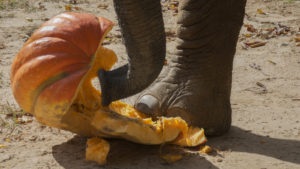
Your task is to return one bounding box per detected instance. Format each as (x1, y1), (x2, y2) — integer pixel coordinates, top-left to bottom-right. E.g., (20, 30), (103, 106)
(0, 0), (299, 168)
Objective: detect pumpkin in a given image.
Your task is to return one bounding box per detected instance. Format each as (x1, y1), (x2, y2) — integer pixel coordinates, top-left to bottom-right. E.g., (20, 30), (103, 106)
(10, 12), (207, 164)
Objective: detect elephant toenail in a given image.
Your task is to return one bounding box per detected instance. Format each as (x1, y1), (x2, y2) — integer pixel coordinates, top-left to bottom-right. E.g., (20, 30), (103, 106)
(135, 95), (159, 116)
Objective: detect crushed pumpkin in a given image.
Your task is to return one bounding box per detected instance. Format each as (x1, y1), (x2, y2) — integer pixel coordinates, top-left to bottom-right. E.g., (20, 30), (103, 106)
(10, 12), (207, 165)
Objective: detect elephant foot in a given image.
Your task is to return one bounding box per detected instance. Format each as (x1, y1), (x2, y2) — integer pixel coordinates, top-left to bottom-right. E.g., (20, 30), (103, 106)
(135, 55), (232, 136)
(135, 0), (246, 136)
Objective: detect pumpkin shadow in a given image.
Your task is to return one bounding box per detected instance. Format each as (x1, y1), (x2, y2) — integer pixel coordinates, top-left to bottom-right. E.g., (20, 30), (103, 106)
(208, 126), (300, 164)
(52, 126), (300, 168)
(52, 136), (219, 169)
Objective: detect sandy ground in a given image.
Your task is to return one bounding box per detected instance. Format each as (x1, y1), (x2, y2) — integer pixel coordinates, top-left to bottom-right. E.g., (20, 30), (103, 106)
(0, 0), (300, 168)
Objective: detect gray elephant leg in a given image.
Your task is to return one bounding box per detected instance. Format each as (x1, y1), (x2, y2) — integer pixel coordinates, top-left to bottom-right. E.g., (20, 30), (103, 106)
(99, 0), (166, 106)
(135, 0), (247, 136)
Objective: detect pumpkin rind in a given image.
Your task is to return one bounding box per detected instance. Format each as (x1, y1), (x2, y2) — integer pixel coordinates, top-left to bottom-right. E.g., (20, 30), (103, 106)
(10, 12), (113, 116)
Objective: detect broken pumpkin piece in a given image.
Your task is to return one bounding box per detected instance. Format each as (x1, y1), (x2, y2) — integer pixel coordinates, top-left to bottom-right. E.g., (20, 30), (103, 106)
(161, 154), (183, 164)
(10, 12), (207, 165)
(199, 145), (212, 154)
(86, 137), (110, 165)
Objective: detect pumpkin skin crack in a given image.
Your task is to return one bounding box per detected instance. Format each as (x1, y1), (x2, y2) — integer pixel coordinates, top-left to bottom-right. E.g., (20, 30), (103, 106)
(10, 12), (207, 165)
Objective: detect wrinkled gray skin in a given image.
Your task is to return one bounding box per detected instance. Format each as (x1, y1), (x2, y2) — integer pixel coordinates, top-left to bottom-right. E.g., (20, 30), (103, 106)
(98, 0), (247, 136)
(98, 0), (166, 106)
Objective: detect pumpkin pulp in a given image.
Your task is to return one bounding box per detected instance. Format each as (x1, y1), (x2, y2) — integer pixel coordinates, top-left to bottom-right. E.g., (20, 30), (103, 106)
(64, 45), (207, 147)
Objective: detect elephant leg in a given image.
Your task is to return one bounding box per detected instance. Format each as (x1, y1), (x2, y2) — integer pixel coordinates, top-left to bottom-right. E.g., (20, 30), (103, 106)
(135, 0), (247, 136)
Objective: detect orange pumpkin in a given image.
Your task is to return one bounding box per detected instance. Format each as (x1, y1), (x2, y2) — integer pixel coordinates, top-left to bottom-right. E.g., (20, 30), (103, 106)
(11, 12), (206, 164)
(10, 12), (116, 135)
(11, 12), (112, 115)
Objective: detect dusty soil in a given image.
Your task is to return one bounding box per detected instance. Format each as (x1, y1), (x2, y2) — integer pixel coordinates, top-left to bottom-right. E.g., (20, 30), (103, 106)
(0, 0), (300, 168)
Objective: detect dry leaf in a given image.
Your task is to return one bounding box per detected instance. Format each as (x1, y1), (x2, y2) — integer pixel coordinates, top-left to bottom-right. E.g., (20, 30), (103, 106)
(4, 138), (12, 143)
(98, 4), (108, 9)
(170, 4), (176, 10)
(295, 37), (300, 42)
(0, 145), (6, 148)
(247, 27), (257, 33)
(102, 37), (112, 45)
(105, 37), (111, 41)
(257, 9), (266, 15)
(0, 43), (5, 49)
(74, 6), (81, 10)
(244, 24), (257, 33)
(244, 41), (266, 48)
(38, 3), (45, 9)
(69, 0), (77, 4)
(168, 1), (178, 13)
(25, 18), (33, 22)
(65, 5), (72, 11)
(256, 82), (266, 89)
(217, 158), (223, 162)
(265, 28), (275, 32)
(267, 60), (276, 65)
(244, 33), (253, 38)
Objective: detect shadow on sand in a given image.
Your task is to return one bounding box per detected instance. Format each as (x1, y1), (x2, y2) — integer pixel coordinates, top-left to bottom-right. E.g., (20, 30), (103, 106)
(209, 126), (300, 164)
(52, 126), (300, 169)
(52, 136), (218, 169)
